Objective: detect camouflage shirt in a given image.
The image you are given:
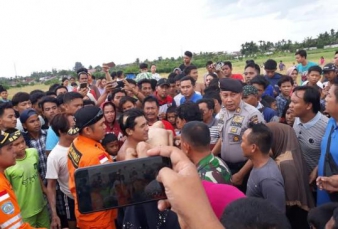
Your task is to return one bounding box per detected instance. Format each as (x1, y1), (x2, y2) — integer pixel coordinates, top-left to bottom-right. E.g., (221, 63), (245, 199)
(197, 154), (232, 184)
(135, 72), (155, 82)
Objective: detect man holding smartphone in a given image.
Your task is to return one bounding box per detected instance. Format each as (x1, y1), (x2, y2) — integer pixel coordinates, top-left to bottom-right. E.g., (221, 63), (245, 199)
(67, 106), (117, 229)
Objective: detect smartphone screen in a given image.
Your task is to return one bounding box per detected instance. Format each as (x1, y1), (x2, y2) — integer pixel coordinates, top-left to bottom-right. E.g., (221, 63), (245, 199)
(80, 83), (87, 89)
(74, 156), (171, 214)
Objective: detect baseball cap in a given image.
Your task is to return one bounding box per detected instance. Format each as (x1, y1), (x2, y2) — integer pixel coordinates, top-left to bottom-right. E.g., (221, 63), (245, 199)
(243, 85), (258, 97)
(68, 106), (104, 135)
(19, 109), (38, 124)
(202, 181), (246, 219)
(157, 78), (170, 87)
(323, 63), (337, 72)
(219, 78), (243, 93)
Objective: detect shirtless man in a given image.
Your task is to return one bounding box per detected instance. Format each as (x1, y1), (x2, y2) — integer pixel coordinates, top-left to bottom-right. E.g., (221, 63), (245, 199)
(117, 108), (149, 161)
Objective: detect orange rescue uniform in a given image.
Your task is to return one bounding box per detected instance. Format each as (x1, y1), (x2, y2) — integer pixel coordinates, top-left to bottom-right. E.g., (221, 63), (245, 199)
(68, 135), (117, 229)
(0, 173), (39, 229)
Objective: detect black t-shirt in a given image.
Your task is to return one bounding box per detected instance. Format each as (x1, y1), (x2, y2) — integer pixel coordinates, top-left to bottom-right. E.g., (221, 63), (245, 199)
(179, 63), (195, 72)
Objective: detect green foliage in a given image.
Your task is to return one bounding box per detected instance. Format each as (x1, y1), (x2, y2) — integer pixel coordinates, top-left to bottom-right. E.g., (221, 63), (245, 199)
(44, 78), (60, 85)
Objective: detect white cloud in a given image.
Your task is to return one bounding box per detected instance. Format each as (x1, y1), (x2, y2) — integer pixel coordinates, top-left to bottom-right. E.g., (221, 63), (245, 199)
(0, 0), (337, 77)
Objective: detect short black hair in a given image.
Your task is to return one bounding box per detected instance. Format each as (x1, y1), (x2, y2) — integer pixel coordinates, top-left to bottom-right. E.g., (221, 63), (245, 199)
(181, 121), (210, 151)
(139, 63), (148, 69)
(50, 113), (71, 137)
(184, 65), (197, 76)
(76, 67), (88, 79)
(203, 92), (222, 106)
(206, 61), (213, 67)
(245, 62), (261, 74)
(63, 92), (83, 104)
(49, 83), (61, 92)
(264, 59), (277, 70)
(250, 75), (269, 90)
(196, 98), (215, 110)
(102, 133), (118, 146)
(174, 74), (185, 83)
(293, 86), (321, 114)
(150, 79), (157, 91)
(56, 93), (64, 105)
(83, 100), (96, 106)
(71, 82), (78, 87)
(138, 79), (152, 89)
(295, 50), (307, 58)
(38, 96), (59, 110)
(277, 75), (294, 87)
(308, 65), (322, 75)
(30, 90), (46, 105)
(110, 71), (117, 79)
(168, 72), (177, 81)
(126, 78), (137, 86)
(205, 73), (218, 80)
(223, 61), (232, 69)
(221, 197), (291, 229)
(180, 76), (196, 86)
(184, 51), (192, 58)
(176, 102), (203, 122)
(117, 71), (123, 77)
(0, 102), (14, 117)
(45, 91), (56, 97)
(166, 106), (176, 114)
(109, 88), (126, 102)
(62, 77), (68, 83)
(247, 122), (273, 154)
(12, 92), (30, 106)
(308, 203), (338, 229)
(119, 108), (145, 136)
(142, 96), (159, 108)
(261, 95), (276, 107)
(119, 96), (137, 110)
(55, 85), (68, 94)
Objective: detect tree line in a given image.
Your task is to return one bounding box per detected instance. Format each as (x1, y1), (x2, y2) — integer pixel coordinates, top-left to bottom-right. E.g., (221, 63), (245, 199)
(1, 28), (337, 89)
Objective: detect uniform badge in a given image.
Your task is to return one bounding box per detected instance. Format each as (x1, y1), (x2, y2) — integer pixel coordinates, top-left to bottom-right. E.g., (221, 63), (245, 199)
(233, 135), (241, 142)
(249, 115), (259, 124)
(309, 138), (314, 144)
(230, 127), (238, 134)
(235, 107), (241, 113)
(233, 115), (244, 123)
(0, 190), (10, 202)
(99, 154), (109, 164)
(1, 201), (14, 214)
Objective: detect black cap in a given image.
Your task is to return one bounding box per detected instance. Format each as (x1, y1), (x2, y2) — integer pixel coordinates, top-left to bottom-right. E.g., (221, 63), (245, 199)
(264, 59), (277, 70)
(68, 106), (104, 135)
(323, 63), (337, 72)
(157, 78), (170, 87)
(0, 129), (21, 148)
(219, 78), (243, 93)
(184, 51), (192, 58)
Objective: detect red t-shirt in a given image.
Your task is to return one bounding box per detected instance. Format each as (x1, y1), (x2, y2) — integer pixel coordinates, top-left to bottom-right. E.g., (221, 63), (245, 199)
(231, 74), (244, 81)
(161, 120), (176, 136)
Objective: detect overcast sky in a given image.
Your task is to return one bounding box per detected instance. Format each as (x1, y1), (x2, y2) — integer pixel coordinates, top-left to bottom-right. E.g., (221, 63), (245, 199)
(0, 0), (337, 77)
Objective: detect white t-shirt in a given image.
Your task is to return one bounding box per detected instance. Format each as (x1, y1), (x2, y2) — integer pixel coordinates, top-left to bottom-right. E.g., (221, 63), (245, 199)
(301, 81), (323, 89)
(46, 144), (73, 198)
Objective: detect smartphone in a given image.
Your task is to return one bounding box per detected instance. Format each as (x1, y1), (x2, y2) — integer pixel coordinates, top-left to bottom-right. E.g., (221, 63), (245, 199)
(107, 81), (118, 89)
(104, 62), (115, 68)
(74, 156), (171, 214)
(80, 83), (87, 89)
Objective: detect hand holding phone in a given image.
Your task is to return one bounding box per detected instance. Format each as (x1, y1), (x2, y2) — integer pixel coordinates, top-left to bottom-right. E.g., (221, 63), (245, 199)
(80, 83), (88, 89)
(74, 156), (171, 213)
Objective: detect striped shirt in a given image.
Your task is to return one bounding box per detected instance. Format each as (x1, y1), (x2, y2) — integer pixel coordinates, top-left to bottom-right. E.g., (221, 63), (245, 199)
(293, 112), (329, 175)
(207, 118), (219, 145)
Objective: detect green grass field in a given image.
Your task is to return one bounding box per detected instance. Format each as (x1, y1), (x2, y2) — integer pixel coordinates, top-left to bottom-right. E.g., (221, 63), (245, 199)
(7, 48), (337, 98)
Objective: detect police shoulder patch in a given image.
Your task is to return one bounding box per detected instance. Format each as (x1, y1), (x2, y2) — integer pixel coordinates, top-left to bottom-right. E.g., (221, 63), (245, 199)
(1, 201), (14, 214)
(249, 115), (259, 124)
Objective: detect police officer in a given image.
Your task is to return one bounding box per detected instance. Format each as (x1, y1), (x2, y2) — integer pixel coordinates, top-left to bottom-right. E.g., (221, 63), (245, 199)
(212, 78), (265, 192)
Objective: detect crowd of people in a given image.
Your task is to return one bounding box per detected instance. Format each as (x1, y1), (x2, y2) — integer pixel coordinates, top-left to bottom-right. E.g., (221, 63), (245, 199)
(0, 49), (338, 229)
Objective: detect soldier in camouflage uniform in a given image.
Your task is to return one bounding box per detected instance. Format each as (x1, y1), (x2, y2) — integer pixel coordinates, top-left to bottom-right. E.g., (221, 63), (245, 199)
(181, 121), (231, 184)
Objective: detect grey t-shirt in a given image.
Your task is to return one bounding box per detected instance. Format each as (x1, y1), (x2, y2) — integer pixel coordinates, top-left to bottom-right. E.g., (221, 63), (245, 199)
(246, 158), (285, 213)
